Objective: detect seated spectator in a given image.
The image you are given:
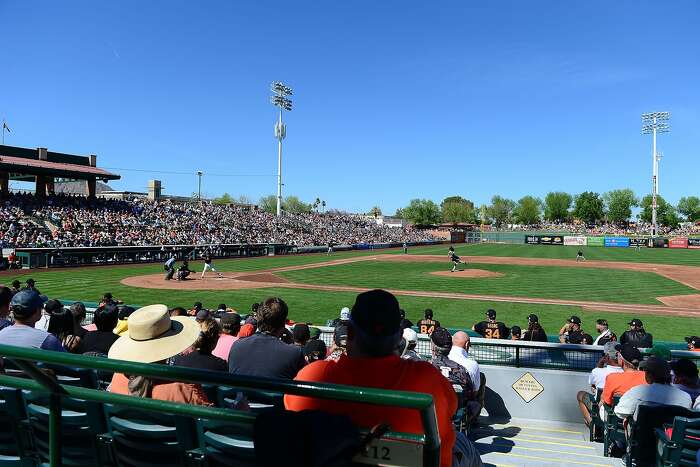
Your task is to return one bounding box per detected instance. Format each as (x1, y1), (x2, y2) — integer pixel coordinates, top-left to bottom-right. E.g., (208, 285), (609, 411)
(36, 299), (62, 332)
(114, 306), (136, 336)
(0, 290), (64, 351)
(559, 315), (584, 344)
(238, 322), (255, 338)
(292, 323), (310, 348)
(671, 358), (700, 404)
(99, 292), (122, 309)
(48, 307), (82, 352)
(473, 309), (509, 339)
(214, 303), (228, 318)
(400, 328), (422, 361)
(302, 327), (327, 364)
(522, 314), (547, 342)
(448, 331), (481, 393)
(0, 287), (12, 331)
(592, 319), (616, 346)
(108, 304), (210, 405)
(173, 318), (227, 372)
(212, 312), (241, 361)
(399, 309), (413, 329)
(189, 301), (204, 317)
(195, 309), (211, 323)
(23, 278), (40, 294)
(78, 305), (120, 355)
(326, 324), (348, 362)
(685, 336), (700, 352)
(285, 290), (480, 467)
(577, 342), (623, 426)
(509, 326), (522, 340)
(169, 307), (188, 317)
(69, 302), (89, 337)
(614, 357), (692, 419)
(228, 297), (305, 379)
(418, 308), (440, 335)
(619, 318), (653, 348)
(329, 307), (350, 327)
(601, 344), (646, 408)
(431, 327), (473, 397)
(10, 280), (21, 296)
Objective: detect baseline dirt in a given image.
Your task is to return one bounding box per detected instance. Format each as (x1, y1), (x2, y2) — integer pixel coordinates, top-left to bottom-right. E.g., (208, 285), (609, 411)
(121, 254), (700, 317)
(430, 270), (504, 279)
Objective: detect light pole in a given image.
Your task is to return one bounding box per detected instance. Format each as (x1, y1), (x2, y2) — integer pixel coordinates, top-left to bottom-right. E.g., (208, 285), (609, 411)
(641, 112), (670, 237)
(196, 171), (203, 200)
(270, 81), (293, 217)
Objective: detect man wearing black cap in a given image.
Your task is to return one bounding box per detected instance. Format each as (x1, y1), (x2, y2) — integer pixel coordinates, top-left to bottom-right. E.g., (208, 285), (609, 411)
(417, 309), (440, 335)
(558, 315), (584, 344)
(285, 289), (476, 467)
(671, 359), (700, 404)
(685, 336), (700, 353)
(0, 290), (64, 351)
(522, 314), (548, 342)
(473, 309), (509, 339)
(592, 319), (617, 346)
(430, 327), (471, 394)
(399, 309), (413, 330)
(619, 318), (653, 348)
(22, 278), (40, 294)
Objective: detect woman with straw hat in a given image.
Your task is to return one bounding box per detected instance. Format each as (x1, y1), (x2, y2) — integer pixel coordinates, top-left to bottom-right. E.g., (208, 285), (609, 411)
(108, 304), (211, 405)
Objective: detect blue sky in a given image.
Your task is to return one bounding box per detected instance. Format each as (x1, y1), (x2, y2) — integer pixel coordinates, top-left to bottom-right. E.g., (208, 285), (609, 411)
(1, 1), (698, 214)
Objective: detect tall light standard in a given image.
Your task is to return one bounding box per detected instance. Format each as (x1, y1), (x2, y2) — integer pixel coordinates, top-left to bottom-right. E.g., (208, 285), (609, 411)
(270, 81), (293, 217)
(641, 111), (670, 237)
(196, 170), (203, 200)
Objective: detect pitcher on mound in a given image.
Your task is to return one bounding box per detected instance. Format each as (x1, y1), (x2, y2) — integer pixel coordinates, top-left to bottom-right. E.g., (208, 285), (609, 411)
(448, 246), (465, 272)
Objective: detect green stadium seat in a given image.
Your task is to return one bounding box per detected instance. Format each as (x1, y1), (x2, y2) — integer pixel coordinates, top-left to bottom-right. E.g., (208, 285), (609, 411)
(588, 388), (604, 442)
(0, 388), (33, 466)
(217, 386), (283, 413)
(186, 418), (256, 467)
(656, 413), (700, 466)
(101, 404), (197, 466)
(603, 395), (624, 456)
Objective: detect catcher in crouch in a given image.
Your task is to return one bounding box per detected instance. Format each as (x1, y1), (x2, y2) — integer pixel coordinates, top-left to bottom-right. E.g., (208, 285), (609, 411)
(448, 246), (466, 272)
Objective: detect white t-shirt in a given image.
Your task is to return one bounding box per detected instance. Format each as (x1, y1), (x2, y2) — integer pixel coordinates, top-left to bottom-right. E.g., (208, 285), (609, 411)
(588, 365), (624, 392)
(35, 313), (50, 331)
(694, 396), (700, 410)
(614, 383), (692, 418)
(448, 346), (481, 391)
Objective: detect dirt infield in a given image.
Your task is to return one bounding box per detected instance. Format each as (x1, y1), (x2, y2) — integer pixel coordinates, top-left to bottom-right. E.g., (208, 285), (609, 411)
(121, 254), (700, 317)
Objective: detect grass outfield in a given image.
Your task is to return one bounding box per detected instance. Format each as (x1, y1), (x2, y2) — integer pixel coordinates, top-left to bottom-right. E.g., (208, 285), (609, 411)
(412, 242), (700, 266)
(3, 245), (699, 342)
(278, 260), (695, 304)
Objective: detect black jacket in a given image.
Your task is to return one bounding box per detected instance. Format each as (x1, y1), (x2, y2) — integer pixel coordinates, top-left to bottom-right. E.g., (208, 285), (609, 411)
(620, 330), (653, 348)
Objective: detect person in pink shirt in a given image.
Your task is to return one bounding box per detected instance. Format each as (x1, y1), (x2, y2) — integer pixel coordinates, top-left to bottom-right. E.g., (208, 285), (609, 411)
(212, 312), (241, 361)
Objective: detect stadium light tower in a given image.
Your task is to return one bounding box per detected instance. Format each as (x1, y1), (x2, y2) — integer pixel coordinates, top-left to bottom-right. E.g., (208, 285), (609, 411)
(196, 171), (203, 200)
(641, 111), (670, 237)
(270, 81), (293, 217)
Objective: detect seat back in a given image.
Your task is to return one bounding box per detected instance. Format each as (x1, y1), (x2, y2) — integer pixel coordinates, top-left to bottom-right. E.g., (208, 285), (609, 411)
(662, 414), (700, 467)
(630, 403), (696, 466)
(0, 388), (29, 463)
(103, 403), (196, 467)
(217, 386), (283, 413)
(192, 418), (256, 467)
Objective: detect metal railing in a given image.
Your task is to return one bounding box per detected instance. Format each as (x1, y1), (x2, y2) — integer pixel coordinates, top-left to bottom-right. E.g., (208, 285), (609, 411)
(0, 344), (440, 467)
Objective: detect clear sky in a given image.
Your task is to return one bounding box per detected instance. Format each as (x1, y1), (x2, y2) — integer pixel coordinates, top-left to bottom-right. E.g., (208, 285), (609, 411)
(1, 1), (698, 214)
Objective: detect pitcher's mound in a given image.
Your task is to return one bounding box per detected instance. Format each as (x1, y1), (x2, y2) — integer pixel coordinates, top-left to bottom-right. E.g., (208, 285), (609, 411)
(430, 270), (504, 279)
(656, 294), (700, 309)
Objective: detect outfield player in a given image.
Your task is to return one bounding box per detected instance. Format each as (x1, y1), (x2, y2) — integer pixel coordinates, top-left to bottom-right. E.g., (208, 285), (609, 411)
(201, 253), (223, 279)
(448, 246), (465, 272)
(576, 250), (585, 262)
(472, 309), (509, 339)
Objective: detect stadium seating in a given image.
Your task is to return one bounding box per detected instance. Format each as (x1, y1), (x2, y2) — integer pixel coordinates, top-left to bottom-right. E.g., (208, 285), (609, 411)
(656, 415), (700, 466)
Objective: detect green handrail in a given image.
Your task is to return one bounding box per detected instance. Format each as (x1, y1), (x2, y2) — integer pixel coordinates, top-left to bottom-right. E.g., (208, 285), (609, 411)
(0, 344), (440, 466)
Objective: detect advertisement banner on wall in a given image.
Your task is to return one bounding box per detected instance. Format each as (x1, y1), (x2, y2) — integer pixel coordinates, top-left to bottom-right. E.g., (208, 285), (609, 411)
(525, 235), (540, 245)
(604, 237), (630, 248)
(652, 237), (669, 248)
(563, 236), (587, 246)
(539, 235), (564, 245)
(587, 236), (604, 247)
(628, 238), (649, 247)
(669, 237), (689, 249)
(688, 238), (700, 249)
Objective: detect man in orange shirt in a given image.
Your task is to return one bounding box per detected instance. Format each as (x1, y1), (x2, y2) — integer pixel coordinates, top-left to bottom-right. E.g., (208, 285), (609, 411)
(601, 343), (646, 407)
(285, 289), (481, 467)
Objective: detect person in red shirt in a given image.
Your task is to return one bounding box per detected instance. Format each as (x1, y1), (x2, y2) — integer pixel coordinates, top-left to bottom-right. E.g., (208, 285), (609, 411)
(601, 343), (646, 407)
(285, 289), (480, 467)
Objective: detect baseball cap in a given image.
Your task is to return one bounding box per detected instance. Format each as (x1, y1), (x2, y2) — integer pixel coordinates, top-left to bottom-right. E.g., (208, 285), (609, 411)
(615, 343), (642, 365)
(568, 315), (581, 325)
(195, 309), (210, 321)
(104, 292), (113, 300)
(303, 339), (327, 362)
(292, 323), (310, 342)
(640, 356), (671, 380)
(511, 325), (522, 336)
(334, 324), (349, 346)
(193, 302), (203, 311)
(339, 307), (351, 321)
(685, 336), (700, 347)
(350, 290), (401, 338)
(10, 290), (48, 318)
(671, 358), (698, 378)
(220, 312), (241, 327)
(602, 341), (617, 358)
(629, 318), (643, 327)
(527, 314), (539, 323)
(430, 327), (452, 348)
(26, 278), (35, 286)
(648, 345), (671, 361)
(44, 299), (64, 314)
(402, 327), (418, 343)
(309, 326), (321, 339)
(486, 309), (497, 319)
(118, 306), (136, 321)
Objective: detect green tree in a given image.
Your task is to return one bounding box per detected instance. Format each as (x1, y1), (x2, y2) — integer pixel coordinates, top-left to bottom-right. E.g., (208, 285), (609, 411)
(478, 204), (491, 225)
(401, 199), (442, 225)
(639, 194), (680, 227)
(573, 191), (605, 224)
(543, 192), (572, 222)
(368, 206), (382, 218)
(213, 193), (234, 205)
(603, 189), (638, 224)
(678, 196), (700, 222)
(259, 195), (277, 214)
(284, 196), (312, 214)
(487, 195), (516, 227)
(513, 196), (542, 225)
(440, 196), (476, 224)
(236, 195), (252, 205)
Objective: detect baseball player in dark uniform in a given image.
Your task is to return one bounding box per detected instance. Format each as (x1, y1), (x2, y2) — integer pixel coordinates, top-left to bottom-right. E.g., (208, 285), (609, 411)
(448, 246), (465, 272)
(576, 250), (585, 262)
(201, 253), (223, 279)
(473, 309), (509, 339)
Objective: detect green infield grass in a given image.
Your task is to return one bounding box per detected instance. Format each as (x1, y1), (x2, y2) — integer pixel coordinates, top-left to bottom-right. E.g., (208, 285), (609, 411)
(411, 242), (700, 266)
(278, 260), (696, 304)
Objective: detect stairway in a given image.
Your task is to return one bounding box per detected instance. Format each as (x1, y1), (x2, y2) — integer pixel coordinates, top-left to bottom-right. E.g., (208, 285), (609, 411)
(473, 417), (618, 467)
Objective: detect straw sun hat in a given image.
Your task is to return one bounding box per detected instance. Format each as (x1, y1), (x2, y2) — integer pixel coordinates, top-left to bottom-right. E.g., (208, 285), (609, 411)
(108, 304), (200, 363)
